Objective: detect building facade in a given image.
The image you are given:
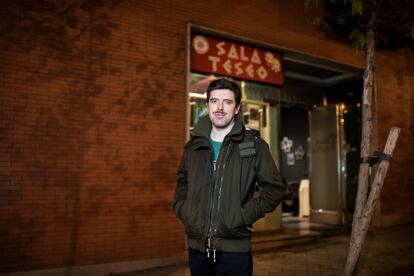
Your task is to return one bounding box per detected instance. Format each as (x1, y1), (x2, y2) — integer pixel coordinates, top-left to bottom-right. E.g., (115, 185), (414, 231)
(0, 0), (413, 274)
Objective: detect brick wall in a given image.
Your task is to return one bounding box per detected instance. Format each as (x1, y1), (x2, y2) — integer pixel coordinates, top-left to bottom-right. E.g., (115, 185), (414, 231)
(0, 0), (187, 273)
(376, 47), (414, 226)
(1, 0), (411, 273)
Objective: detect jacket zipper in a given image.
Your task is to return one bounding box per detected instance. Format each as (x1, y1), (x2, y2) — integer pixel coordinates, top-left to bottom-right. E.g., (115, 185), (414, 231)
(206, 139), (232, 253)
(205, 143), (216, 244)
(211, 142), (232, 239)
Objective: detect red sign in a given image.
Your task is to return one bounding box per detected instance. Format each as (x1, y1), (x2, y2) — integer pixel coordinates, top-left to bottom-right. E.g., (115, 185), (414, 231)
(191, 32), (284, 85)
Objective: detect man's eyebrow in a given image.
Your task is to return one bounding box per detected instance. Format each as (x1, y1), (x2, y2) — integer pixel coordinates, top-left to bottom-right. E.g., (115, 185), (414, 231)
(209, 97), (233, 101)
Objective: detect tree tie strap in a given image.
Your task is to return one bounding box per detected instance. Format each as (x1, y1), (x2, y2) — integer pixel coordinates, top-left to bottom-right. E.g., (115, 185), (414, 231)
(360, 150), (392, 166)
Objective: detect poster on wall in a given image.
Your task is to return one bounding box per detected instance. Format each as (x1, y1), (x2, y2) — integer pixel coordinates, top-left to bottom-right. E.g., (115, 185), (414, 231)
(191, 103), (208, 126)
(281, 136), (293, 153)
(287, 153), (295, 166)
(244, 104), (261, 130)
(295, 145), (305, 160)
(191, 31), (284, 86)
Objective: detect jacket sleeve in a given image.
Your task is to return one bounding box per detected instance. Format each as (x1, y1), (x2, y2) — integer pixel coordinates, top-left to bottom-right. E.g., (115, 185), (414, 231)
(241, 138), (286, 225)
(172, 151), (187, 219)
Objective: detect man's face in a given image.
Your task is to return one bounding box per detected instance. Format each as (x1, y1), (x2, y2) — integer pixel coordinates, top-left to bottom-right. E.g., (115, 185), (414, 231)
(207, 89), (240, 129)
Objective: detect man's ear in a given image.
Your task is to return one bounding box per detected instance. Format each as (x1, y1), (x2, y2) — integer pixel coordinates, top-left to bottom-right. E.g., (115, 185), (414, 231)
(235, 104), (241, 114)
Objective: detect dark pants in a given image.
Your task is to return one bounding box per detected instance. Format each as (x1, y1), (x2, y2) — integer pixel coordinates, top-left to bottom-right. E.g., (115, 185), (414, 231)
(188, 248), (253, 276)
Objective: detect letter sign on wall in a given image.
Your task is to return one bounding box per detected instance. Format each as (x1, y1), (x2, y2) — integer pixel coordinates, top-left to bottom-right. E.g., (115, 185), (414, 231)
(191, 31), (284, 85)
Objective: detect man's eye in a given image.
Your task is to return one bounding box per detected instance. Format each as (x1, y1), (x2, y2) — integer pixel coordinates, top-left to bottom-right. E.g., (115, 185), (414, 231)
(210, 99), (217, 103)
(225, 100), (232, 105)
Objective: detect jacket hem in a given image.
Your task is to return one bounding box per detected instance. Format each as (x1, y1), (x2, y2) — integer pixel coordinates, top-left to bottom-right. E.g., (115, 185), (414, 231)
(187, 237), (251, 253)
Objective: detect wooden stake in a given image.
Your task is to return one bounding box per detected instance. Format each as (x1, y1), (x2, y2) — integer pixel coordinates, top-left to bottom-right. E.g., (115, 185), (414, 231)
(343, 127), (401, 276)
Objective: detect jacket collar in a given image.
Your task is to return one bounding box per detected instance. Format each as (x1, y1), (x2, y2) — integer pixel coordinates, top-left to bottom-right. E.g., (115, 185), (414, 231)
(191, 113), (244, 143)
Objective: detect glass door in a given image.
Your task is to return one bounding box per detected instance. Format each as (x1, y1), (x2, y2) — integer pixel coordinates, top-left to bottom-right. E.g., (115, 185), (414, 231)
(309, 104), (347, 225)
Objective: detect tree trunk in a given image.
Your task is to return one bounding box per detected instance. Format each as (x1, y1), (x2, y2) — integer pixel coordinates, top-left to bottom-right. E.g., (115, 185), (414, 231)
(343, 18), (376, 276)
(342, 8), (403, 273)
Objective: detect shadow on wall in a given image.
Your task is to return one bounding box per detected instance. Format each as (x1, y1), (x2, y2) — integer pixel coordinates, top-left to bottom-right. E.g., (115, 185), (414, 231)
(1, 0), (184, 273)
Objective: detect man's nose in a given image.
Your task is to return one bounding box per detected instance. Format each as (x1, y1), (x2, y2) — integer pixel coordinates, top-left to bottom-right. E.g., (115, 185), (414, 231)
(218, 101), (224, 110)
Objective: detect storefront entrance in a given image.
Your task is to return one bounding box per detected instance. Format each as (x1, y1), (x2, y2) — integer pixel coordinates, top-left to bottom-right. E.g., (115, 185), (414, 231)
(280, 79), (362, 228)
(188, 26), (363, 232)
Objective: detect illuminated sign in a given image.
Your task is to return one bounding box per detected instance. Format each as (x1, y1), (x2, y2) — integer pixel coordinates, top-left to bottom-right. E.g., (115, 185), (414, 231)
(191, 31), (284, 85)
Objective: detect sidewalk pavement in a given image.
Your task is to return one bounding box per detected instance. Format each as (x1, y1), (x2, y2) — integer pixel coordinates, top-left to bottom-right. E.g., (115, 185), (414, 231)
(117, 223), (414, 276)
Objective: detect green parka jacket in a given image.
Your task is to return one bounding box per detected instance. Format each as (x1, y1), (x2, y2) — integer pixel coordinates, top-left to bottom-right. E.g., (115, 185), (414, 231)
(173, 114), (285, 253)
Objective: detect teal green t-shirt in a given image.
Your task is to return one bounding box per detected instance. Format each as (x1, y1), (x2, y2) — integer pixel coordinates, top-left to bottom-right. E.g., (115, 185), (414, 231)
(208, 138), (222, 171)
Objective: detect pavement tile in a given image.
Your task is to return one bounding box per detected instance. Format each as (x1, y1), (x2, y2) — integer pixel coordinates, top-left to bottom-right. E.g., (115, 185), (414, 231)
(281, 268), (295, 276)
(294, 265), (308, 271)
(319, 271), (336, 276)
(269, 266), (283, 273)
(294, 269), (308, 275)
(268, 272), (283, 276)
(279, 265), (296, 272)
(307, 270), (321, 276)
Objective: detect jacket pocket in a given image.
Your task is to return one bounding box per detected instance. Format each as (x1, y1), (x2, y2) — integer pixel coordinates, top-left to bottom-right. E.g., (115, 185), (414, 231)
(179, 201), (206, 239)
(217, 208), (251, 239)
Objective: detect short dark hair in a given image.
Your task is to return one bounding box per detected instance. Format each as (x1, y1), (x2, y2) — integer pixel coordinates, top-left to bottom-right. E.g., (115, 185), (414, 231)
(206, 78), (241, 106)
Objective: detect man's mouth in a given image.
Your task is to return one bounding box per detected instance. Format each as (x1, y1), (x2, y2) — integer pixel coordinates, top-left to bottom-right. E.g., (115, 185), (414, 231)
(214, 112), (226, 119)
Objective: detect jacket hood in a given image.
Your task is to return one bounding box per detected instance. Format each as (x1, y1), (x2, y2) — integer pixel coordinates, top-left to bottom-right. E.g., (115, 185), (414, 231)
(192, 113), (244, 142)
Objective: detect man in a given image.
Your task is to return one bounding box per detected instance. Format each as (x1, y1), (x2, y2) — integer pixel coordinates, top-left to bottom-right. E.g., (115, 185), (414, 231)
(173, 78), (285, 276)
